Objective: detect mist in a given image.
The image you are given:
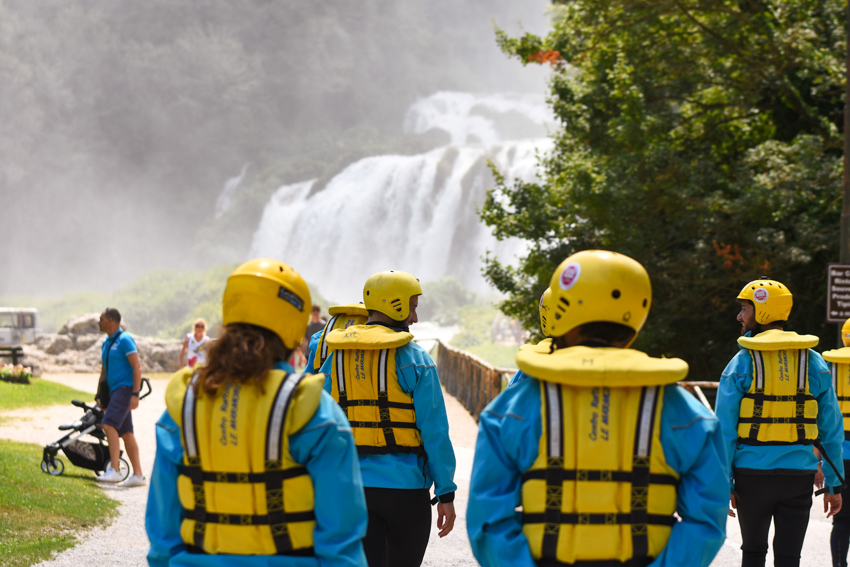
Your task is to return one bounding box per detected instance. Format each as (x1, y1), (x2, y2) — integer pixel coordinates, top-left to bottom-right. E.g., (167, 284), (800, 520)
(0, 0), (551, 298)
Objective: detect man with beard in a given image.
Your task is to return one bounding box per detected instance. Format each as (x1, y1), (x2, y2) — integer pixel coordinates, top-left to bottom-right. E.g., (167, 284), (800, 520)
(715, 278), (845, 567)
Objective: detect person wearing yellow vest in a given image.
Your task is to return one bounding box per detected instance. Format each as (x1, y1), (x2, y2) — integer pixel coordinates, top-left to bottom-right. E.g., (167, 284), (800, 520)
(507, 287), (554, 388)
(467, 250), (729, 566)
(305, 303), (369, 374)
(819, 317), (850, 567)
(318, 270), (457, 567)
(145, 259), (368, 567)
(715, 278), (845, 567)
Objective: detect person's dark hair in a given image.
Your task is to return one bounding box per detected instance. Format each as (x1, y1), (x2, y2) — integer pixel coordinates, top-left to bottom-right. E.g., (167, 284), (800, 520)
(103, 307), (121, 323)
(196, 323), (292, 396)
(553, 322), (636, 349)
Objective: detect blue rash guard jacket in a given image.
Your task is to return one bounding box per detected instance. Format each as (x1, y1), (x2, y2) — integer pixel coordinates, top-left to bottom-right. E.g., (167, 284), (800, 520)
(715, 342), (845, 493)
(145, 362), (368, 567)
(305, 330), (323, 375)
(466, 375), (729, 567)
(319, 341), (457, 502)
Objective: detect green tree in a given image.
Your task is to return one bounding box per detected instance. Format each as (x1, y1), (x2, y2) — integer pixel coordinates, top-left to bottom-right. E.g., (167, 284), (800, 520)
(484, 0), (845, 380)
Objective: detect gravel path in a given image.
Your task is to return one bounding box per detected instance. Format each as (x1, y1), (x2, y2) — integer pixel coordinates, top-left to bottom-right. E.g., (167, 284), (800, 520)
(0, 373), (837, 566)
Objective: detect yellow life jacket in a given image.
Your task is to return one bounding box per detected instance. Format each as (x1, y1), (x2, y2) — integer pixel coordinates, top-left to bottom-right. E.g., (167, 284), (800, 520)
(736, 330), (820, 446)
(164, 367), (324, 556)
(312, 304), (369, 373)
(324, 324), (422, 455)
(822, 347), (850, 438)
(516, 346), (684, 565)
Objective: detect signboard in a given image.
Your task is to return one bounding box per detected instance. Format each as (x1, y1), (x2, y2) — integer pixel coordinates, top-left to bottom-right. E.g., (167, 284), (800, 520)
(827, 264), (850, 323)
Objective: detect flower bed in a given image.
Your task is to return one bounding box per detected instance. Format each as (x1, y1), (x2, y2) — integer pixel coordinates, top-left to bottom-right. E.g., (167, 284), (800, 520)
(0, 364), (32, 384)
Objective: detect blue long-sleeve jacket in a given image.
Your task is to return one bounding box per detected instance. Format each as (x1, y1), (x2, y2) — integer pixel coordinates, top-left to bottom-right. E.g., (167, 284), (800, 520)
(715, 345), (845, 492)
(467, 376), (729, 567)
(145, 362), (368, 567)
(319, 341), (457, 501)
(305, 330), (322, 373)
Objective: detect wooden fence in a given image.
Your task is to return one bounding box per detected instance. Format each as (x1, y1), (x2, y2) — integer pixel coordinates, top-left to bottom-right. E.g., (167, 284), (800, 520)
(428, 339), (720, 420)
(432, 340), (514, 420)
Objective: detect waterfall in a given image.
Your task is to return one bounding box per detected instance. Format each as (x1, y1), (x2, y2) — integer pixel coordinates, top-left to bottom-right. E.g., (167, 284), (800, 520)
(249, 91), (555, 302)
(215, 163), (250, 219)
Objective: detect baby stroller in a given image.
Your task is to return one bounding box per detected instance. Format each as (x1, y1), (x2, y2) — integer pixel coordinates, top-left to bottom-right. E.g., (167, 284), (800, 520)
(40, 377), (152, 479)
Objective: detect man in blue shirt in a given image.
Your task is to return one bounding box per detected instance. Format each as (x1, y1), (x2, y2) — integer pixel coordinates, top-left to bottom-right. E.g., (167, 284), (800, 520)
(96, 307), (145, 487)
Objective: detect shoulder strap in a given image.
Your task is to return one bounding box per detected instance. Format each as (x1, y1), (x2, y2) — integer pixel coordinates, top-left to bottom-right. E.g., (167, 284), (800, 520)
(318, 315), (340, 367)
(103, 330), (123, 376)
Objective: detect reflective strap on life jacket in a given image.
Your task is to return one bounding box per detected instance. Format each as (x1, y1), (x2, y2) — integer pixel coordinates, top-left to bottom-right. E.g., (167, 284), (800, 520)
(317, 315), (340, 370)
(180, 371), (314, 555)
(738, 349), (817, 446)
(336, 349), (348, 416)
(334, 348), (420, 456)
(528, 384), (674, 563)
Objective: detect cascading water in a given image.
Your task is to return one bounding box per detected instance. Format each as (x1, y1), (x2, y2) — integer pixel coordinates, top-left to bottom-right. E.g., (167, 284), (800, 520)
(249, 91), (555, 302)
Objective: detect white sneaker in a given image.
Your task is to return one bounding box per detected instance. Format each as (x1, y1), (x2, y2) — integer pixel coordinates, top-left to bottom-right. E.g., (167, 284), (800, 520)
(117, 474), (147, 488)
(96, 465), (123, 483)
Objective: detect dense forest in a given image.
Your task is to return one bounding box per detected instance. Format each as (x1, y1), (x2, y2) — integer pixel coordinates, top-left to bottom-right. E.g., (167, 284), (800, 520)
(0, 0), (547, 295)
(485, 0), (847, 380)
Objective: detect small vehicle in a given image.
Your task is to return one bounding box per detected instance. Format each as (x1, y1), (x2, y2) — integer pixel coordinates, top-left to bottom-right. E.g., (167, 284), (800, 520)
(40, 377), (152, 479)
(0, 307), (40, 346)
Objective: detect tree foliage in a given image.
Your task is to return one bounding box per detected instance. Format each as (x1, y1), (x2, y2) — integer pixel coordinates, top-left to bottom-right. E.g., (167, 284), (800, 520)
(484, 0), (845, 380)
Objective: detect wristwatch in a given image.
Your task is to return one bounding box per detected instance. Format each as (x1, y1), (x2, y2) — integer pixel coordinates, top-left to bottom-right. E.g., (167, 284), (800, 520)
(131, 391), (140, 397)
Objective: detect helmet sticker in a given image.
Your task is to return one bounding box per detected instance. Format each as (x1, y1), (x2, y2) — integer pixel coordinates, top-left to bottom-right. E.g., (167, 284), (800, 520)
(752, 288), (769, 304)
(278, 287), (305, 311)
(559, 263), (581, 290)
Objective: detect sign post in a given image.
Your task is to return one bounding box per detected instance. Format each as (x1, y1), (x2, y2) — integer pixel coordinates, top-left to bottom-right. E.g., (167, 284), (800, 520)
(827, 264), (850, 323)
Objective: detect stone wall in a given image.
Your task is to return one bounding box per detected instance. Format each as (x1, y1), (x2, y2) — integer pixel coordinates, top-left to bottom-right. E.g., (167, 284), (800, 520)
(21, 313), (182, 376)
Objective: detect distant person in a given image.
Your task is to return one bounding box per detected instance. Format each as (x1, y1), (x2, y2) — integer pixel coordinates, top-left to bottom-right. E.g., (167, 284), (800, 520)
(819, 317), (850, 567)
(320, 271), (457, 567)
(146, 259), (368, 566)
(305, 302), (369, 373)
(715, 277), (844, 567)
(95, 307), (146, 487)
(306, 304), (326, 341)
(179, 318), (209, 368)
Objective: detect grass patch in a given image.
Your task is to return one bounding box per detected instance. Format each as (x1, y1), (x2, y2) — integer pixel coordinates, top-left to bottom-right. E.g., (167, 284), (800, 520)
(463, 343), (519, 370)
(0, 379), (93, 411)
(0, 440), (118, 567)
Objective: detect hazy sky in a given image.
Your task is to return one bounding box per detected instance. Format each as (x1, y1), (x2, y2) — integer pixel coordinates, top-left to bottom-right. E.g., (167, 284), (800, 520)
(0, 0), (552, 298)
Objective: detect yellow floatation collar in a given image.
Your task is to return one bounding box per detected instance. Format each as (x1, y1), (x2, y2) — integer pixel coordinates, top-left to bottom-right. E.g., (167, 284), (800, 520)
(165, 367), (324, 434)
(515, 346), (688, 387)
(823, 347), (850, 363)
(518, 338), (553, 355)
(324, 324), (413, 350)
(328, 303), (369, 317)
(737, 329), (818, 351)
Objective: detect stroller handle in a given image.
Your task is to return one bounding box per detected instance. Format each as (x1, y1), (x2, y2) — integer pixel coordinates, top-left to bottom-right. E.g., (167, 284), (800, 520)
(139, 377), (153, 400)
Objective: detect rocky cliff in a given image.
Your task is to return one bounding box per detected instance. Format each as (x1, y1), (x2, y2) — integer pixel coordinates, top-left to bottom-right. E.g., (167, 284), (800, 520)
(21, 313), (182, 376)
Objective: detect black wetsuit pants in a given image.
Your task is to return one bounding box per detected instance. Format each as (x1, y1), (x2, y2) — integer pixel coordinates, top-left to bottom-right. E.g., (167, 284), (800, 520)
(734, 471), (814, 567)
(363, 487), (431, 567)
(831, 460), (850, 567)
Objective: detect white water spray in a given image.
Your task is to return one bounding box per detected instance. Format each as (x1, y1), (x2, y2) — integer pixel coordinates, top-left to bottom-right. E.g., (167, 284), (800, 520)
(250, 91), (555, 302)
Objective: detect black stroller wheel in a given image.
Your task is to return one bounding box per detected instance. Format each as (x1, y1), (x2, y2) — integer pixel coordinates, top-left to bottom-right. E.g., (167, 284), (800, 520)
(118, 457), (130, 481)
(41, 458), (65, 476)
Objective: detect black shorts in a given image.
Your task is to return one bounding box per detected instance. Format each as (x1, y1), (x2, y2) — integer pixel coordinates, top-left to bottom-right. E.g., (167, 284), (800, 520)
(102, 386), (134, 436)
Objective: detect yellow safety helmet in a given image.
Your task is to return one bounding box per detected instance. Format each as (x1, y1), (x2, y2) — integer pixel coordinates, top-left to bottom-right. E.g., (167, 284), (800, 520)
(547, 250), (651, 344)
(363, 271), (422, 322)
(538, 288), (553, 335)
(736, 278), (792, 325)
(842, 317), (850, 347)
(222, 258), (310, 350)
